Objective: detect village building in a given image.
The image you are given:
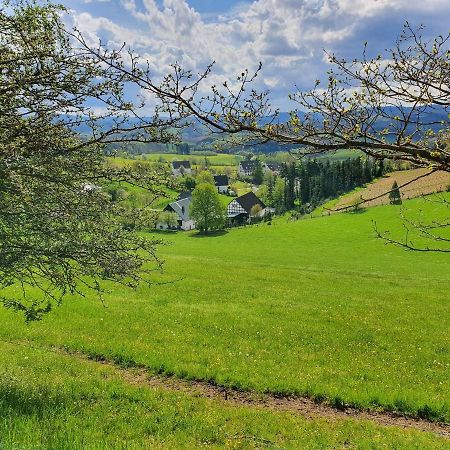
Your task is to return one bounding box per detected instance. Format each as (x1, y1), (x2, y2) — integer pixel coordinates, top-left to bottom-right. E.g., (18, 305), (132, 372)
(238, 160), (281, 177)
(227, 191), (269, 225)
(263, 162), (281, 175)
(171, 160), (192, 177)
(213, 175), (229, 194)
(157, 196), (195, 231)
(238, 160), (259, 177)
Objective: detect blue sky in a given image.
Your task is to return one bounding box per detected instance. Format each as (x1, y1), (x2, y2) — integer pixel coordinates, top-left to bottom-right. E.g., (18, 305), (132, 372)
(62, 0), (450, 110)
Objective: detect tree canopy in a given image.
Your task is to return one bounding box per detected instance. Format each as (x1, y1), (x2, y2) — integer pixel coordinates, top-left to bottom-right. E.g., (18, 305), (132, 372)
(190, 184), (225, 234)
(0, 0), (178, 320)
(196, 170), (215, 186)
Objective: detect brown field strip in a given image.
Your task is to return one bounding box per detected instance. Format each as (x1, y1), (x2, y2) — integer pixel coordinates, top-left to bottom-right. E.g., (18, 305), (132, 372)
(333, 169), (450, 211)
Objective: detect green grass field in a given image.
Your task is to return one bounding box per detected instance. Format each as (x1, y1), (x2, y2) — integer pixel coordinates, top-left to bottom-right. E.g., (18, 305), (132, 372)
(110, 153), (242, 167)
(2, 342), (447, 449)
(1, 195), (449, 447)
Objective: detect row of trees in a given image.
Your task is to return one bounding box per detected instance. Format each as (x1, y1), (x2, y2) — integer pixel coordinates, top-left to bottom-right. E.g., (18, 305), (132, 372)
(258, 157), (386, 214)
(296, 158), (385, 208)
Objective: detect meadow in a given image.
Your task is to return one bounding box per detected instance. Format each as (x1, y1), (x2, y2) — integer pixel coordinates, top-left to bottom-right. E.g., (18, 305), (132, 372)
(0, 196), (449, 447)
(109, 153), (242, 168)
(1, 342), (447, 449)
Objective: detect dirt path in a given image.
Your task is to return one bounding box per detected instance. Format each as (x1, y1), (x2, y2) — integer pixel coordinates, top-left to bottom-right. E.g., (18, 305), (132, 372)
(118, 368), (450, 438)
(77, 351), (450, 439)
(5, 339), (450, 439)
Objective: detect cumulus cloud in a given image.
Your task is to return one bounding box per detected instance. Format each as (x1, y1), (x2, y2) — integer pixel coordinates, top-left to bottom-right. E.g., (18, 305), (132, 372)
(69, 0), (450, 109)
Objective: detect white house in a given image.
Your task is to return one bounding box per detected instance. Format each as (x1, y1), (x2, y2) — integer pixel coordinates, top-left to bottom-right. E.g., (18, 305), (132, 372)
(157, 196), (195, 231)
(171, 160), (192, 177)
(238, 160), (259, 177)
(263, 162), (281, 175)
(213, 175), (229, 194)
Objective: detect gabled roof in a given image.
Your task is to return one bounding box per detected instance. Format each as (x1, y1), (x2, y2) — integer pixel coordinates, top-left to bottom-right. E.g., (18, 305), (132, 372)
(265, 162), (281, 171)
(213, 175), (229, 186)
(239, 160), (258, 171)
(177, 191), (192, 200)
(172, 160), (191, 170)
(165, 196), (191, 222)
(235, 191), (265, 213)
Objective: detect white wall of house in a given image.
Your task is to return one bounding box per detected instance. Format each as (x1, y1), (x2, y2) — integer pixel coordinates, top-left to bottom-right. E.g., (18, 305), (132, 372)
(256, 207), (275, 217)
(217, 185), (228, 194)
(238, 164), (253, 177)
(180, 220), (195, 231)
(172, 167), (192, 177)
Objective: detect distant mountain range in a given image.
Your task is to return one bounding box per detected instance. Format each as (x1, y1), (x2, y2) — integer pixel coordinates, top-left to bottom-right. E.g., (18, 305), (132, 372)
(69, 105), (448, 154)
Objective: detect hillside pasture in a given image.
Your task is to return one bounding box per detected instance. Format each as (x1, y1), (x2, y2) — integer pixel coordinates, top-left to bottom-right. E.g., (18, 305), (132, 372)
(332, 168), (450, 211)
(108, 154), (241, 183)
(1, 196), (449, 435)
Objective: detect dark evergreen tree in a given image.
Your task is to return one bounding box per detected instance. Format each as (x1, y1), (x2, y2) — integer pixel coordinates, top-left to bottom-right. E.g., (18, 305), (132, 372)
(389, 181), (402, 205)
(283, 162), (297, 209)
(252, 159), (264, 185)
(266, 173), (275, 206)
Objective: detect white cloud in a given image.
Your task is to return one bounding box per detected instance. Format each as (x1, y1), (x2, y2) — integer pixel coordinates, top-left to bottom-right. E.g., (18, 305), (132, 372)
(69, 0), (450, 109)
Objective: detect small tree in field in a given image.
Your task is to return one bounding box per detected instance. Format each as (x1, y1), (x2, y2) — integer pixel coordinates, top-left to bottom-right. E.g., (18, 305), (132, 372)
(196, 170), (215, 186)
(250, 204), (263, 222)
(190, 184), (225, 234)
(389, 181), (402, 205)
(348, 195), (365, 213)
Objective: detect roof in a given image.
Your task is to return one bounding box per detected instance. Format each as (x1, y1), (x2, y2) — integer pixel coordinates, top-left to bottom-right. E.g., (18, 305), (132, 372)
(265, 162), (281, 171)
(213, 175), (229, 186)
(172, 160), (191, 170)
(239, 160), (259, 171)
(165, 196), (191, 222)
(235, 191), (266, 213)
(177, 191), (192, 200)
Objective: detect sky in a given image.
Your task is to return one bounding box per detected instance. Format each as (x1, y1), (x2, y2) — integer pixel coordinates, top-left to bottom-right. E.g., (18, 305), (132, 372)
(61, 0), (450, 110)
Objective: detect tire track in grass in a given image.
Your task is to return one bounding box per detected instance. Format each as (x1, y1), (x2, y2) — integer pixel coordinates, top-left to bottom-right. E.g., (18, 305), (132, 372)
(116, 366), (450, 439)
(8, 339), (447, 439)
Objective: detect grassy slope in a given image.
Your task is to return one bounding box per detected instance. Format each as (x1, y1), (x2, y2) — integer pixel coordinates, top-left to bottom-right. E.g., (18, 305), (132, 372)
(107, 181), (178, 210)
(1, 342), (447, 449)
(0, 197), (449, 434)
